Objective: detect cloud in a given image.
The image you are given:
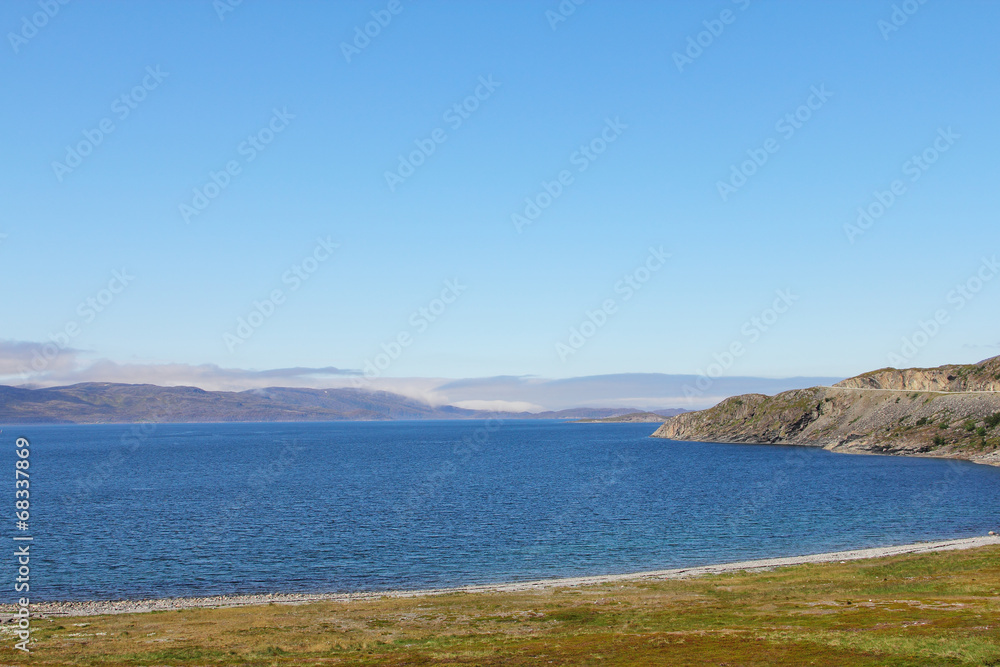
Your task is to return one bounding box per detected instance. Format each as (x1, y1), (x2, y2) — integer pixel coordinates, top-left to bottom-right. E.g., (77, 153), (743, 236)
(69, 360), (359, 391)
(451, 399), (546, 412)
(0, 339), (85, 377)
(963, 342), (1000, 350)
(0, 339), (842, 412)
(425, 373), (844, 411)
(0, 340), (358, 391)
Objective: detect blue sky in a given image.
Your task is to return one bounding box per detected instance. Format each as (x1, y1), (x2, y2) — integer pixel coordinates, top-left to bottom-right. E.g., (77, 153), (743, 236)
(1, 0), (998, 389)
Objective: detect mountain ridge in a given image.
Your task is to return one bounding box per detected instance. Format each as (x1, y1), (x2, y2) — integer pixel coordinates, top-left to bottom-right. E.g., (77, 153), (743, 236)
(833, 356), (1000, 392)
(0, 382), (684, 424)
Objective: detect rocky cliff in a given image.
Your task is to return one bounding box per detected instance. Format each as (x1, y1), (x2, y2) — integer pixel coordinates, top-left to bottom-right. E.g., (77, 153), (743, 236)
(835, 356), (1000, 392)
(652, 357), (1000, 466)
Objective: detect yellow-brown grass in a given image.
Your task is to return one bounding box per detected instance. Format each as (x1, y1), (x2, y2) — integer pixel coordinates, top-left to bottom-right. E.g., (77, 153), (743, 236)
(4, 545), (999, 666)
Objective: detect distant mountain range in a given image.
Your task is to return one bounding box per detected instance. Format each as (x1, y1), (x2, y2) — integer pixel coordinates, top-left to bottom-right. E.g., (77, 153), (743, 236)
(422, 373), (844, 411)
(0, 383), (688, 424)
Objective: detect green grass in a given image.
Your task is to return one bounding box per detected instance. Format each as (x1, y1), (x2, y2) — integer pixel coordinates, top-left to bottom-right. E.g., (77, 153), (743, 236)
(5, 545), (1000, 666)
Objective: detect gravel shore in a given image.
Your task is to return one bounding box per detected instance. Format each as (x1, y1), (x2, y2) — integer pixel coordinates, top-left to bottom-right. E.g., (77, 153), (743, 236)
(5, 535), (997, 619)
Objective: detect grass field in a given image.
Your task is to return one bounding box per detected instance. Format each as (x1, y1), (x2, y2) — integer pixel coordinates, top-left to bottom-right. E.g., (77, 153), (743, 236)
(4, 545), (999, 666)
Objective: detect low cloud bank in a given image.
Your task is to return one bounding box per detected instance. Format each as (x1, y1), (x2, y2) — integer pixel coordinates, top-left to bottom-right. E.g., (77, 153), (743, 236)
(0, 339), (840, 412)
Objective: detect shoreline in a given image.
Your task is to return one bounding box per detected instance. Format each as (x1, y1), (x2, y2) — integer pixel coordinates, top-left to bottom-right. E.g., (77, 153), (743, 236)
(657, 436), (1000, 467)
(7, 535), (998, 619)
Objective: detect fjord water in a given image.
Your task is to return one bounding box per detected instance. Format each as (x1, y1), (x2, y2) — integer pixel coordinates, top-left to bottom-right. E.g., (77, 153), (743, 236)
(7, 421), (1000, 602)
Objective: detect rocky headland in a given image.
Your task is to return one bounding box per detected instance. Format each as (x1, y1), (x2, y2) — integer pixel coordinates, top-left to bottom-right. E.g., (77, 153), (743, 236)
(577, 410), (686, 423)
(652, 356), (1000, 466)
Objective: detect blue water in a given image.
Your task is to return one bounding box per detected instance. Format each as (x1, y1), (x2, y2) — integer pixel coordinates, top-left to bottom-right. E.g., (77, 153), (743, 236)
(3, 421), (999, 602)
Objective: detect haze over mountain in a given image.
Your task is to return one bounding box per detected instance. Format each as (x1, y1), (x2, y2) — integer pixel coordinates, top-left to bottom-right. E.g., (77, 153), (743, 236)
(417, 373), (843, 412)
(1, 340), (837, 412)
(0, 383), (689, 425)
